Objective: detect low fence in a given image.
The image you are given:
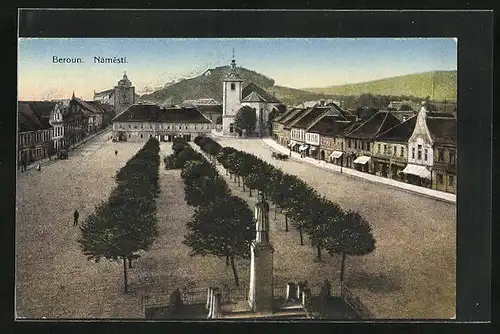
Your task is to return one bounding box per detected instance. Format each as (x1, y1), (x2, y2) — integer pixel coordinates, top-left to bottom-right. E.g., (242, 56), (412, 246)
(340, 282), (375, 319)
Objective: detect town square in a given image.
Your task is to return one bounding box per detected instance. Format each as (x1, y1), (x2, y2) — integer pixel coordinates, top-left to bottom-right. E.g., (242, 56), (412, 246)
(17, 37), (457, 320)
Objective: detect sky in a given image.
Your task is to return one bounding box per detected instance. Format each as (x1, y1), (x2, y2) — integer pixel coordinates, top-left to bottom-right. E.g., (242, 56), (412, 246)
(18, 38), (457, 100)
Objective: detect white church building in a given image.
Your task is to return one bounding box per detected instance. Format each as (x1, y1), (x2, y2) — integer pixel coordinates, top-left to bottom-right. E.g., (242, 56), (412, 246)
(221, 57), (283, 136)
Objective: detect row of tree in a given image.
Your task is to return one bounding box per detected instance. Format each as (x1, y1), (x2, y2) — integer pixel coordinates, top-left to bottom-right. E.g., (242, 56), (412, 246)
(78, 138), (160, 293)
(195, 137), (376, 283)
(164, 137), (204, 169)
(173, 138), (254, 286)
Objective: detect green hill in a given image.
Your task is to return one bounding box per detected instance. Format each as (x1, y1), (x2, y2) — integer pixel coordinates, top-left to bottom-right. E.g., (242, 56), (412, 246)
(138, 66), (326, 106)
(304, 71), (457, 101)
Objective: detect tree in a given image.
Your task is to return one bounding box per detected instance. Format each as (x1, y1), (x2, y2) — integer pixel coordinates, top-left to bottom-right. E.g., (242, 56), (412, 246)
(307, 199), (344, 261)
(78, 191), (158, 293)
(234, 105), (257, 135)
(183, 195), (254, 286)
(324, 210), (376, 283)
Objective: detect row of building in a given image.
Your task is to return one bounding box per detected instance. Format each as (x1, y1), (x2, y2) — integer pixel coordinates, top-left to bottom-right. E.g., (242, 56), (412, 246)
(272, 103), (456, 194)
(17, 73), (136, 166)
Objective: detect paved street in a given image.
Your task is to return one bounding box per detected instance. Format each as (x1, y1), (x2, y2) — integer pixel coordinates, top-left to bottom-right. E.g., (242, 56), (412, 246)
(212, 137), (456, 319)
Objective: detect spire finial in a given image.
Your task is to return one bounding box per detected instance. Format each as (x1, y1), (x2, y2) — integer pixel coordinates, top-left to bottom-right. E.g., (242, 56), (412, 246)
(72, 91), (75, 99)
(232, 48), (235, 60)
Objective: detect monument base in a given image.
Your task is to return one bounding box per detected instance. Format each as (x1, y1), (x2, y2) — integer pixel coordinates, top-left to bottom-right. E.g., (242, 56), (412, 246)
(248, 241), (274, 313)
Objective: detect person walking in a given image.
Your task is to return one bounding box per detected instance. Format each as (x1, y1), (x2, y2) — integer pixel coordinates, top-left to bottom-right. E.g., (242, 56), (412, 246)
(36, 163), (41, 171)
(73, 209), (80, 226)
(115, 150), (118, 156)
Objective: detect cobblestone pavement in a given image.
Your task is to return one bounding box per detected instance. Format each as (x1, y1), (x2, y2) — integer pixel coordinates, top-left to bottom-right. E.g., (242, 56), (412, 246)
(210, 137), (456, 319)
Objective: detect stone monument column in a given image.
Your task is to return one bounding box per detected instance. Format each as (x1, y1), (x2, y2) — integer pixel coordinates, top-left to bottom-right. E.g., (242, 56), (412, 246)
(248, 190), (274, 313)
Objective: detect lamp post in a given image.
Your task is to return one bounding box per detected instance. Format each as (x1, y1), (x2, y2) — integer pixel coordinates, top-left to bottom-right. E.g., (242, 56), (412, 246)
(340, 154), (343, 173)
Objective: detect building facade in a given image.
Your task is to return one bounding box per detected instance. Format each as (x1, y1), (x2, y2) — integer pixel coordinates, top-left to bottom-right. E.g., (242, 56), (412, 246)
(112, 104), (214, 142)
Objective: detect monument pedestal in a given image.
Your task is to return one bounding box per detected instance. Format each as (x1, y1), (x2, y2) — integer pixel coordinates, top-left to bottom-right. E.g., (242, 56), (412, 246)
(248, 241), (274, 313)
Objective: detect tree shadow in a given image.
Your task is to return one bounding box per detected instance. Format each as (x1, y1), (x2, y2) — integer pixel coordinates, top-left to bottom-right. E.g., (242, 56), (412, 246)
(347, 270), (401, 293)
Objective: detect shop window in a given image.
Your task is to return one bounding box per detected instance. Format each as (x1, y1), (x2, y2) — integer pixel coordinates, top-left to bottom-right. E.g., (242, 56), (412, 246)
(449, 175), (454, 186)
(437, 173), (443, 184)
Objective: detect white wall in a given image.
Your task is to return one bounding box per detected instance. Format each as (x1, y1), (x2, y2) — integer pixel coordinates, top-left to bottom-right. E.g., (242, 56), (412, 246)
(408, 109), (433, 167)
(305, 132), (320, 145)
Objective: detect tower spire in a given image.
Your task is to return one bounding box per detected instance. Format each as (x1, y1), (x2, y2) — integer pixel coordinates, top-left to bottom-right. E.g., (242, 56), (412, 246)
(72, 91), (75, 99)
(231, 48), (236, 70)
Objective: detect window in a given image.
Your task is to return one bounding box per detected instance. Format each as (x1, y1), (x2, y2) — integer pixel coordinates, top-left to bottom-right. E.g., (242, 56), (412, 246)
(128, 134), (131, 138)
(134, 125), (138, 129)
(424, 149), (428, 161)
(167, 125), (170, 129)
(231, 83), (235, 90)
(449, 151), (456, 165)
(150, 124), (152, 129)
(348, 139), (351, 148)
(383, 145), (387, 154)
(378, 143), (381, 153)
(179, 126), (182, 130)
(401, 147), (405, 157)
(449, 175), (454, 186)
(412, 147), (415, 159)
(437, 173), (444, 184)
(140, 134), (143, 138)
(417, 144), (422, 160)
(141, 124), (143, 129)
(438, 149), (444, 162)
(393, 146), (396, 156)
(354, 141), (357, 149)
(368, 142), (371, 152)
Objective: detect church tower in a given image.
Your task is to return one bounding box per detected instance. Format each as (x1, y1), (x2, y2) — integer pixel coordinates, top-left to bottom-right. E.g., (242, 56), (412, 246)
(248, 191), (275, 313)
(114, 72), (135, 115)
(222, 52), (243, 135)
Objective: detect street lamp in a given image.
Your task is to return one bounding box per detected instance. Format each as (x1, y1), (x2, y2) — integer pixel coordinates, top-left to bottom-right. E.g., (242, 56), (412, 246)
(340, 154), (343, 173)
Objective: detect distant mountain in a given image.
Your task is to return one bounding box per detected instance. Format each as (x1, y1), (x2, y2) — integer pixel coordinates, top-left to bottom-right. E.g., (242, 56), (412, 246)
(304, 71), (457, 101)
(138, 66), (327, 106)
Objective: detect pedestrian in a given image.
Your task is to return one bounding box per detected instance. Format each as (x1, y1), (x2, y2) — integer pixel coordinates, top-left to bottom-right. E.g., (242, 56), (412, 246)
(115, 150), (118, 156)
(73, 209), (80, 226)
(36, 163), (41, 171)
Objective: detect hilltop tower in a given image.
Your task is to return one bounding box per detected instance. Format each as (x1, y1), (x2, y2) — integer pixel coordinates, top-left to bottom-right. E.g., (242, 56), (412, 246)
(222, 53), (243, 135)
(114, 72), (135, 115)
(248, 191), (275, 313)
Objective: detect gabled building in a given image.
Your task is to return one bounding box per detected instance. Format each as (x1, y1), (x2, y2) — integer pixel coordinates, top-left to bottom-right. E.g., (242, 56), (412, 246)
(372, 115), (418, 180)
(427, 113), (456, 193)
(403, 106), (436, 188)
(290, 105), (332, 156)
(309, 116), (353, 163)
(18, 101), (55, 166)
(343, 111), (401, 172)
(272, 108), (305, 146)
(112, 104), (213, 142)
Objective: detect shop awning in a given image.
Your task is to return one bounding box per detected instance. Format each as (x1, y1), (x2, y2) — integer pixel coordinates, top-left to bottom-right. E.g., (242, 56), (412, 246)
(288, 140), (296, 147)
(310, 146), (318, 151)
(353, 156), (371, 165)
(401, 164), (431, 179)
(329, 151), (343, 159)
(299, 145), (309, 151)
